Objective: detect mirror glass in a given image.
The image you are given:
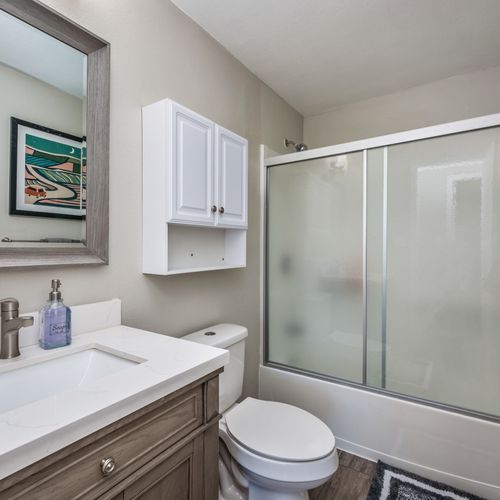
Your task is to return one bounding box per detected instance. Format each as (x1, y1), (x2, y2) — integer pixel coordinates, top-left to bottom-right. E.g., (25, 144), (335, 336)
(0, 9), (87, 248)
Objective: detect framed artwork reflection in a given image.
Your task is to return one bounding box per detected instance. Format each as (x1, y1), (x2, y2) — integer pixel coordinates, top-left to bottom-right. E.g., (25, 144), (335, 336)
(9, 117), (86, 220)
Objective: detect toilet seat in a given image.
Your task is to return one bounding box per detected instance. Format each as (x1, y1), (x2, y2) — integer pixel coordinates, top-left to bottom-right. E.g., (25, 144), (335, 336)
(224, 397), (335, 462)
(219, 398), (338, 485)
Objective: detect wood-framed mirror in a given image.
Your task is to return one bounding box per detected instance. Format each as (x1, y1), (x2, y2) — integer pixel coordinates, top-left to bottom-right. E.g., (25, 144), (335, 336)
(0, 0), (109, 269)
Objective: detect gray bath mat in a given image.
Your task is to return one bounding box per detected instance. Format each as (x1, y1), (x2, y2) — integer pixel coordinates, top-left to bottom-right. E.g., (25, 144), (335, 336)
(366, 462), (484, 500)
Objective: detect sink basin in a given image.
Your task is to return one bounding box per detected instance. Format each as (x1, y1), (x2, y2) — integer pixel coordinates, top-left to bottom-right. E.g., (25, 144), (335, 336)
(0, 348), (138, 414)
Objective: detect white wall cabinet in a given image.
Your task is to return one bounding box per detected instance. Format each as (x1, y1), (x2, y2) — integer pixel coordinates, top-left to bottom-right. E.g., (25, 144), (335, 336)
(216, 125), (248, 228)
(143, 98), (248, 275)
(169, 101), (214, 226)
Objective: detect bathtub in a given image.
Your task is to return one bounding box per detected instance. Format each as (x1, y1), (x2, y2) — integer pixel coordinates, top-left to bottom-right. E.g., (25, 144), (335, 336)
(259, 365), (500, 499)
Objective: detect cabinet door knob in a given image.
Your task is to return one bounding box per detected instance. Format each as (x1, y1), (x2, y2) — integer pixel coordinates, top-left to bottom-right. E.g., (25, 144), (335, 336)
(219, 206), (225, 214)
(211, 205), (217, 213)
(100, 457), (116, 476)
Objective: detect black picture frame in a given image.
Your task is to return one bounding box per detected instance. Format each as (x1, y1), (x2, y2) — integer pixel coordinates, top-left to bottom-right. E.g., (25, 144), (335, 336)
(9, 117), (86, 220)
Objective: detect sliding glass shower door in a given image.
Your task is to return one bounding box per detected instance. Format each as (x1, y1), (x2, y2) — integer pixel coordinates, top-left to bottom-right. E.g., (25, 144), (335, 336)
(382, 128), (500, 416)
(266, 124), (500, 419)
(267, 152), (365, 383)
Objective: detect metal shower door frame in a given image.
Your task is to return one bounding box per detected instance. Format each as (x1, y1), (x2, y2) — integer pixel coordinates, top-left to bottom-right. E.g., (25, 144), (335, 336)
(262, 112), (500, 423)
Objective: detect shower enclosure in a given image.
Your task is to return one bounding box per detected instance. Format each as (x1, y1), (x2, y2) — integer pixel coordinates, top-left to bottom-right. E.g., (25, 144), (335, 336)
(265, 114), (500, 421)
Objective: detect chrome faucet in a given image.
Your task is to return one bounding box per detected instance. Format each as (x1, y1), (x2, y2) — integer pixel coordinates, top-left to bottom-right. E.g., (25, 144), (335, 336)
(0, 298), (34, 359)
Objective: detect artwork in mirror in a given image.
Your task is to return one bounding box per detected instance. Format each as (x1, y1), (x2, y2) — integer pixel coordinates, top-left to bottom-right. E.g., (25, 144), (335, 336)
(10, 118), (86, 221)
(0, 0), (109, 268)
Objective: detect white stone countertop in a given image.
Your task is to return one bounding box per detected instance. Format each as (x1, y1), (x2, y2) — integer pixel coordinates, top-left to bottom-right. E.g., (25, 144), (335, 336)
(0, 317), (228, 479)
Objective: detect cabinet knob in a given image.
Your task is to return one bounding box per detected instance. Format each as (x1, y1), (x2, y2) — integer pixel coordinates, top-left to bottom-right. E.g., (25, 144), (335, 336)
(211, 205), (217, 213)
(219, 206), (225, 214)
(100, 457), (116, 477)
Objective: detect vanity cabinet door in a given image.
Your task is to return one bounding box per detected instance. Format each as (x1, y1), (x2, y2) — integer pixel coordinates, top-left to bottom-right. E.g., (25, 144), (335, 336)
(122, 436), (203, 500)
(215, 126), (248, 228)
(169, 101), (215, 226)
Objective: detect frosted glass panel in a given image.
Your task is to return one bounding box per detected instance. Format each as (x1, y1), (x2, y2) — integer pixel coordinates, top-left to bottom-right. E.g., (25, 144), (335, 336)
(266, 124), (500, 419)
(383, 128), (500, 416)
(267, 153), (364, 383)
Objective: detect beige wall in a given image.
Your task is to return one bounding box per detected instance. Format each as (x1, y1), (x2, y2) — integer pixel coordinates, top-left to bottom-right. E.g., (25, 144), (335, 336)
(304, 65), (500, 148)
(0, 0), (303, 397)
(0, 62), (84, 241)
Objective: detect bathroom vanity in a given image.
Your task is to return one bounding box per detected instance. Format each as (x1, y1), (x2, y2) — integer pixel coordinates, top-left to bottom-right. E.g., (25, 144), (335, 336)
(0, 372), (221, 500)
(0, 300), (228, 500)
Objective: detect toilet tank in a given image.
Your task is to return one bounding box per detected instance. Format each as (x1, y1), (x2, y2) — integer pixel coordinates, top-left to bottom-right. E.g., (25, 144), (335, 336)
(182, 324), (247, 412)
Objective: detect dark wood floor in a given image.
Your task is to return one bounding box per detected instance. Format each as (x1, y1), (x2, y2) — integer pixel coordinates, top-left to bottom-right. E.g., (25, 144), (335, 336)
(310, 450), (377, 500)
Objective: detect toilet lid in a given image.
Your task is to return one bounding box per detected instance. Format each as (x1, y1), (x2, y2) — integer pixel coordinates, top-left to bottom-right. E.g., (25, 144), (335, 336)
(224, 398), (335, 462)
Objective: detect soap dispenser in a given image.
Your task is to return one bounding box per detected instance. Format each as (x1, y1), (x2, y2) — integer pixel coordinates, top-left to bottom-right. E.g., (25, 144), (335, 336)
(39, 279), (71, 349)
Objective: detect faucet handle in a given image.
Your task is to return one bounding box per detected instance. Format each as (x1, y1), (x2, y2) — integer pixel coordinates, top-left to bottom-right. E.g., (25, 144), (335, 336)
(0, 298), (19, 313)
(21, 316), (34, 328)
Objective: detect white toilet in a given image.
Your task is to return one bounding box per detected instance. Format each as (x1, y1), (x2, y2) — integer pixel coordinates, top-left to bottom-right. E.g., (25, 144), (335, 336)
(183, 324), (338, 500)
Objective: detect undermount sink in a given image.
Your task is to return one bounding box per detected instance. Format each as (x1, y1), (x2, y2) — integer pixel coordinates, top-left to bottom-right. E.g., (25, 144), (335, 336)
(0, 348), (139, 414)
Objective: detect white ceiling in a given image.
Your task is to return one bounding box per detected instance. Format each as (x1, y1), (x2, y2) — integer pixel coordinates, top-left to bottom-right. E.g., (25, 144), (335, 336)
(172, 0), (500, 116)
(0, 10), (86, 98)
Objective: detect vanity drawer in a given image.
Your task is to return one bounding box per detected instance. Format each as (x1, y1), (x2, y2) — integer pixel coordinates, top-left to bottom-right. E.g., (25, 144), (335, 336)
(0, 386), (204, 500)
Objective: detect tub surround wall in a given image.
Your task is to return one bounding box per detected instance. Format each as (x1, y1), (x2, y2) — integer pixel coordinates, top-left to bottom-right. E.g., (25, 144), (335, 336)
(0, 0), (303, 398)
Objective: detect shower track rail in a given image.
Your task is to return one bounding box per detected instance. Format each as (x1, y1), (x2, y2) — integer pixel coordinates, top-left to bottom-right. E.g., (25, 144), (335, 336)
(263, 112), (500, 424)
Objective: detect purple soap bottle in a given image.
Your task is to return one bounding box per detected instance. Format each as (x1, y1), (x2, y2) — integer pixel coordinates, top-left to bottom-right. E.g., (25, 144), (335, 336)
(39, 279), (71, 349)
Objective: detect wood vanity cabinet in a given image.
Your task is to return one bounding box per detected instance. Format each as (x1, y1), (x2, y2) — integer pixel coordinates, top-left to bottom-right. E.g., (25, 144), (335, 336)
(0, 371), (221, 500)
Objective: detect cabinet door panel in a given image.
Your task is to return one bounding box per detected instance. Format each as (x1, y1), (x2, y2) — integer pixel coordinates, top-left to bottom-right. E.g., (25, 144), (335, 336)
(170, 103), (214, 225)
(123, 436), (203, 500)
(216, 126), (248, 228)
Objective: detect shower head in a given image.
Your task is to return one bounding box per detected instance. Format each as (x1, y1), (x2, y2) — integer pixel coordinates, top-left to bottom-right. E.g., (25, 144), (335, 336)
(284, 138), (308, 152)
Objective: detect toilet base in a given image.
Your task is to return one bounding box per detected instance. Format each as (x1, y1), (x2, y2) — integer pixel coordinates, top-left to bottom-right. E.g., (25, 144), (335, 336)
(219, 468), (310, 500)
(219, 458), (247, 500)
(219, 453), (334, 500)
(244, 466), (326, 500)
(248, 484), (309, 500)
